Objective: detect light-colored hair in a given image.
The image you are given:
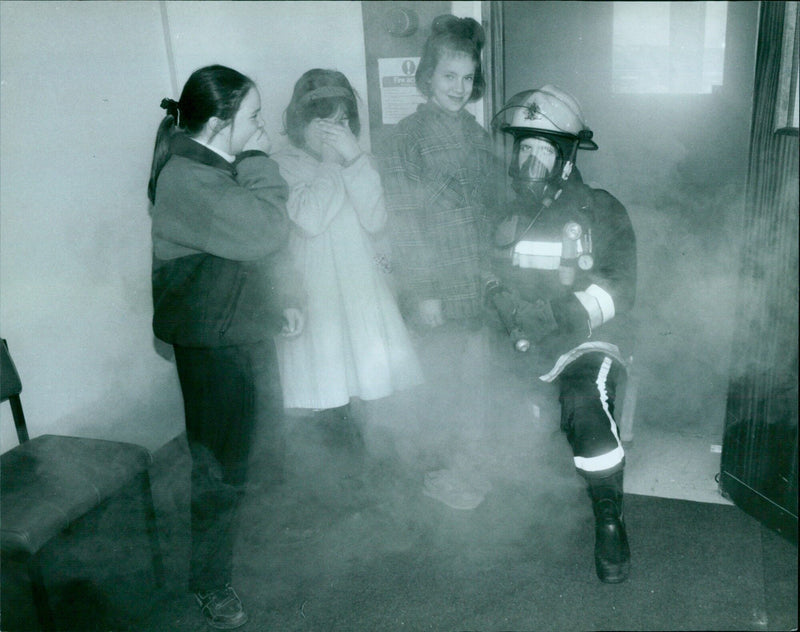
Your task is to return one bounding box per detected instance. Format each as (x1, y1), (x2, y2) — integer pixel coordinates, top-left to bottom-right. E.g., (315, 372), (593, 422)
(415, 15), (486, 103)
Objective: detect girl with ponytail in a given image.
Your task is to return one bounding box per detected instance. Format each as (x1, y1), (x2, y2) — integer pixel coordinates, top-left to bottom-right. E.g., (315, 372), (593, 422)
(147, 64), (302, 629)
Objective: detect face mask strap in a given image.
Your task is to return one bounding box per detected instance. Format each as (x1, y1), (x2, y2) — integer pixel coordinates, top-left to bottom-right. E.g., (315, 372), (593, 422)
(560, 138), (580, 182)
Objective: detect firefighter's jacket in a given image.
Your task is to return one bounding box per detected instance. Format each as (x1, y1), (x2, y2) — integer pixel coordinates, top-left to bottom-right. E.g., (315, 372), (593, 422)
(489, 170), (637, 379)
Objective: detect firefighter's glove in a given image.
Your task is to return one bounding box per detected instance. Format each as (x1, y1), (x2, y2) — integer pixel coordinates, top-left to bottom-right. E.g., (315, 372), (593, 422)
(516, 298), (559, 344)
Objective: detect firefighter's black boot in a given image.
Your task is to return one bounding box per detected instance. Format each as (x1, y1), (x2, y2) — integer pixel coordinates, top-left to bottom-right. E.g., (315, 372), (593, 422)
(589, 471), (630, 583)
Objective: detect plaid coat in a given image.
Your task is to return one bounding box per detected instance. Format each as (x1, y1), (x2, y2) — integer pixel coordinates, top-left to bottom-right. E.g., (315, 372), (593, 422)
(379, 103), (506, 321)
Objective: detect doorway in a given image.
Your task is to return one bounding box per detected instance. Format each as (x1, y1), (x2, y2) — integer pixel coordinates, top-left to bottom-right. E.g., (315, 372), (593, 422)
(491, 1), (759, 503)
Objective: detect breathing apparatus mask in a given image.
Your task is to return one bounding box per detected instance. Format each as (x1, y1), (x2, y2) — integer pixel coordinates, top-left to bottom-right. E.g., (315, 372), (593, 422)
(509, 135), (571, 200)
(492, 85), (597, 203)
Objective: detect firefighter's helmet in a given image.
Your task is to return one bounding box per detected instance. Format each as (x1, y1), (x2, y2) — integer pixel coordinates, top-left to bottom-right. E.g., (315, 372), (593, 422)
(493, 85), (597, 148)
(492, 85), (597, 199)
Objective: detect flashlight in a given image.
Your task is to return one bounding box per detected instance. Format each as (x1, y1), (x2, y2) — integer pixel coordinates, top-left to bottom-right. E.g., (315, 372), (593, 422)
(559, 221), (582, 285)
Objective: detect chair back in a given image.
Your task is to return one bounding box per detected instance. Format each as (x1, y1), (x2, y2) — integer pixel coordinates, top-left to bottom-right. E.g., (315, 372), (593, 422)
(1, 338), (30, 443)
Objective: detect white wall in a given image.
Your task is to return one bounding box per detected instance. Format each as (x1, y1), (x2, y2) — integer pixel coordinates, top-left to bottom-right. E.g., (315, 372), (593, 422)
(162, 1), (371, 153)
(0, 1), (180, 451)
(0, 1), (371, 452)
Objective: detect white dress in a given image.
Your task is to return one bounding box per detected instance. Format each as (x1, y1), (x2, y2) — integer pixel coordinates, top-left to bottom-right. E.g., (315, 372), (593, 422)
(273, 146), (423, 410)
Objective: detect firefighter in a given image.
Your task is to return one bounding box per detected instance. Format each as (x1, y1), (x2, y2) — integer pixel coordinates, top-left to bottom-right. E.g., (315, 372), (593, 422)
(487, 85), (637, 583)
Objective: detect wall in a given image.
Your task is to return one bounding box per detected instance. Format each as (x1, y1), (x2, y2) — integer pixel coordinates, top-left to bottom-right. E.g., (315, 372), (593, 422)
(0, 1), (370, 452)
(162, 1), (371, 154)
(502, 1), (759, 437)
(0, 1), (180, 451)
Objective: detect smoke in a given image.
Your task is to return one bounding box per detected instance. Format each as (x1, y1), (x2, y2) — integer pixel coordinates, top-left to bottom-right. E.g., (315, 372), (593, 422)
(267, 318), (589, 585)
(263, 144), (753, 571)
(622, 176), (743, 434)
(614, 146), (788, 442)
(253, 124), (797, 581)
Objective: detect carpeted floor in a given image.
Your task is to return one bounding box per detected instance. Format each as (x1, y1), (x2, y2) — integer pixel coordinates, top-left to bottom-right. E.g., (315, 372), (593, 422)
(2, 432), (797, 632)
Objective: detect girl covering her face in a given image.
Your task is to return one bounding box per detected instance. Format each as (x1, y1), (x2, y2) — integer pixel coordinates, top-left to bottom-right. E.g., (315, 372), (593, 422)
(148, 64), (302, 629)
(272, 69), (423, 421)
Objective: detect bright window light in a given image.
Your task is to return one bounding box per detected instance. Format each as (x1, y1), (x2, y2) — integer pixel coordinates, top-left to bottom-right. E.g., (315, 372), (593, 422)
(612, 2), (727, 94)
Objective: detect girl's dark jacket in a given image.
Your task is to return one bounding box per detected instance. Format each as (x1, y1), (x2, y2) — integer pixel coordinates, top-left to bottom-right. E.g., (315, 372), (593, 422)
(151, 134), (300, 347)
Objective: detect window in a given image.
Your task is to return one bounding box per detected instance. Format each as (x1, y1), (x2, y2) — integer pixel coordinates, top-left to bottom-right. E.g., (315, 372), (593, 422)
(612, 1), (727, 94)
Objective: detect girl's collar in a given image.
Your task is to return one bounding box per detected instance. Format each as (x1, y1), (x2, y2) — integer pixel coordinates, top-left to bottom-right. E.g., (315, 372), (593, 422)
(170, 134), (237, 174)
(418, 100), (473, 121)
(193, 138), (236, 163)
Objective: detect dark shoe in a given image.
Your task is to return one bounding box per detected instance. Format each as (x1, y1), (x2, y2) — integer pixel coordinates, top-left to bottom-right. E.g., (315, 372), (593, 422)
(195, 584), (248, 629)
(594, 498), (630, 583)
(588, 470), (629, 583)
(594, 498), (631, 584)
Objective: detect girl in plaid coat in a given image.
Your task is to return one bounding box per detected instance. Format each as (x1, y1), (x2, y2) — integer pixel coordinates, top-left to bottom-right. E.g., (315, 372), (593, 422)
(378, 16), (506, 508)
(380, 15), (504, 326)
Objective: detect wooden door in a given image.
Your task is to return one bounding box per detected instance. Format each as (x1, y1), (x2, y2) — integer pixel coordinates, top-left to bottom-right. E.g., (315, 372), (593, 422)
(719, 1), (799, 542)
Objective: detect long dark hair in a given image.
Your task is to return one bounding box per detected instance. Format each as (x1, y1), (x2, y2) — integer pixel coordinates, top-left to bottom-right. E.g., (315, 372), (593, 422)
(283, 69), (360, 148)
(147, 65), (255, 204)
(415, 15), (486, 103)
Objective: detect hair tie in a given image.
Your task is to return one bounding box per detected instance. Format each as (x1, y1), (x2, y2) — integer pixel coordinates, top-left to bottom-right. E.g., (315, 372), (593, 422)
(160, 98), (181, 127)
(297, 86), (355, 108)
(431, 14), (485, 49)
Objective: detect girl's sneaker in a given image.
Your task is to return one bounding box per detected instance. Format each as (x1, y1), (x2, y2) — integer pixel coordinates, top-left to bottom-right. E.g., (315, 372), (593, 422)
(194, 584), (248, 629)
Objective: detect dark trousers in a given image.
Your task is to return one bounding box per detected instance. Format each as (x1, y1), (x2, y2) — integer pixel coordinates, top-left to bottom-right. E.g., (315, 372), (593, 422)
(174, 340), (282, 593)
(559, 353), (625, 481)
